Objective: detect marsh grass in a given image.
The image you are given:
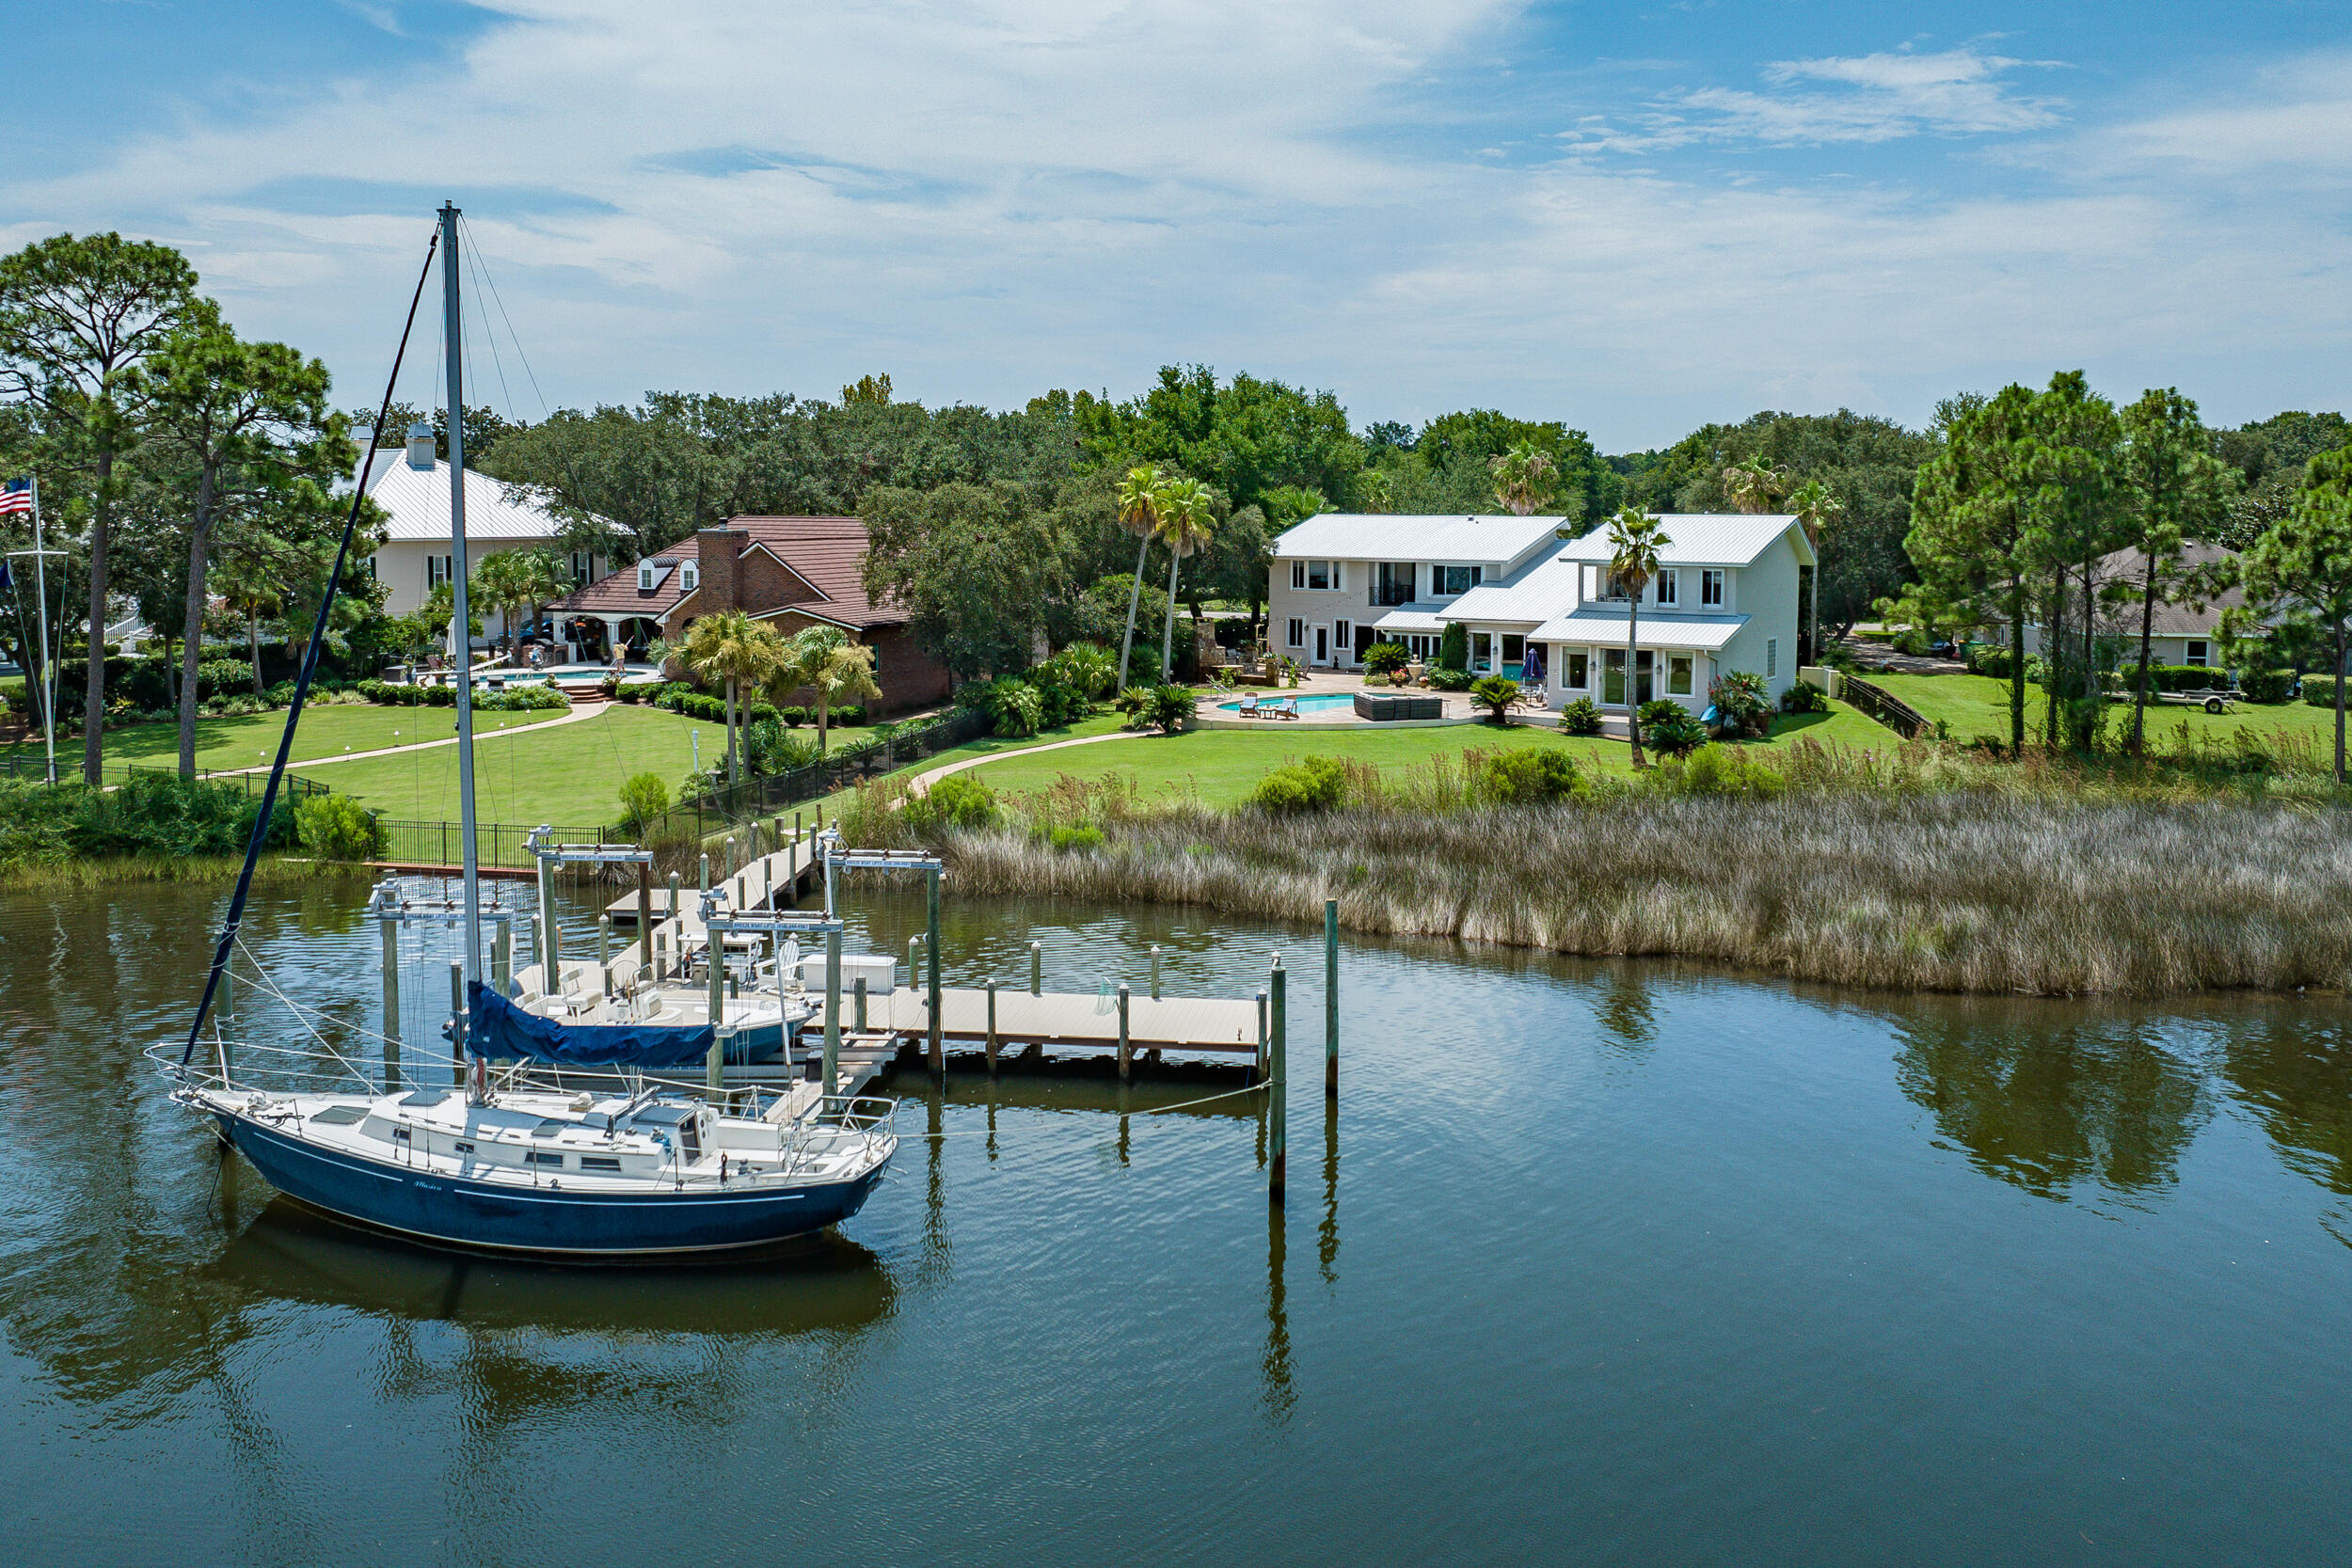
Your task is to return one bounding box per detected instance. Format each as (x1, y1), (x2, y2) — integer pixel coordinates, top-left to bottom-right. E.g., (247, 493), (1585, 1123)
(0, 854), (375, 891)
(939, 736), (2352, 997)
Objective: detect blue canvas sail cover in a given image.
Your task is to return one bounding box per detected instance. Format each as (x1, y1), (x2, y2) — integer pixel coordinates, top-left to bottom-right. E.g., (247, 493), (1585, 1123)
(465, 981), (714, 1069)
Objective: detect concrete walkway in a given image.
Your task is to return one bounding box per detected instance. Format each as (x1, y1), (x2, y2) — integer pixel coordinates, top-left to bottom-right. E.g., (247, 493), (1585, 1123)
(904, 728), (1150, 797)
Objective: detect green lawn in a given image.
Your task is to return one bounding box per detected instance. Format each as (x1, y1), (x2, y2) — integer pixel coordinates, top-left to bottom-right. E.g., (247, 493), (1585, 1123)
(2, 701), (570, 777)
(961, 700), (1897, 809)
(1872, 670), (2346, 752)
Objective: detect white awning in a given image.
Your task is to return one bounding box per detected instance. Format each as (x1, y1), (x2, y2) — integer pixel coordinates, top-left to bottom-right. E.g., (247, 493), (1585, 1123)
(1369, 609), (1449, 634)
(1532, 610), (1747, 652)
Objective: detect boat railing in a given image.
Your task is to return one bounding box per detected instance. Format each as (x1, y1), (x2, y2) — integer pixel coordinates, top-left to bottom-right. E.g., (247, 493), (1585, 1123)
(147, 1037), (440, 1101)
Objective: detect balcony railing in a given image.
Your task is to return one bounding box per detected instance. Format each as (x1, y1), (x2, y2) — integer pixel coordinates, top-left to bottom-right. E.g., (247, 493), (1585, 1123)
(1367, 583), (1417, 609)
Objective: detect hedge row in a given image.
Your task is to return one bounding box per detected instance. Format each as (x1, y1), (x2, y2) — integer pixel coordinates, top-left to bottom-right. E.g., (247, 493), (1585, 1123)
(351, 679), (569, 711)
(644, 684), (865, 727)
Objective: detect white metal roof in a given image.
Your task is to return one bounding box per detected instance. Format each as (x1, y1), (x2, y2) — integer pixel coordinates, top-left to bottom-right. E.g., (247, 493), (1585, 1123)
(361, 451), (574, 544)
(1532, 608), (1750, 652)
(1555, 514), (1812, 569)
(1440, 552), (1581, 626)
(1272, 512), (1565, 563)
(1367, 608), (1450, 634)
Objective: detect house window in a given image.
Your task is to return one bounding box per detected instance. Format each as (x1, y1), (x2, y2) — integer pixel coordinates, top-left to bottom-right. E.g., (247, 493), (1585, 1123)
(427, 554), (453, 589)
(680, 562), (699, 594)
(1470, 631), (1492, 671)
(1766, 638), (1778, 677)
(570, 550), (594, 583)
(1565, 651), (1589, 689)
(2185, 640), (2210, 667)
(1655, 572), (1677, 607)
(638, 562), (657, 591)
(1668, 654), (1693, 695)
(1307, 561), (1330, 591)
(1502, 634), (1524, 666)
(1334, 620), (1352, 651)
(1375, 562), (1416, 607)
(1286, 618), (1305, 648)
(1434, 564), (1481, 596)
(1598, 570), (1628, 601)
(1701, 570), (1725, 607)
(1291, 560), (1307, 590)
(1406, 633), (1438, 661)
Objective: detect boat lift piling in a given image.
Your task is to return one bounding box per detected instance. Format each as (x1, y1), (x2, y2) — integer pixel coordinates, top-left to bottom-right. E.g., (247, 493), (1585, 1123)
(1325, 897), (1339, 1098)
(369, 879), (515, 1089)
(1269, 960), (1287, 1202)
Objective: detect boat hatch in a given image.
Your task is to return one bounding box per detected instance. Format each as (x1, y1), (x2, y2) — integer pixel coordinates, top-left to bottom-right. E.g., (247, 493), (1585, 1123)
(399, 1089), (451, 1107)
(531, 1118), (567, 1139)
(310, 1105), (368, 1126)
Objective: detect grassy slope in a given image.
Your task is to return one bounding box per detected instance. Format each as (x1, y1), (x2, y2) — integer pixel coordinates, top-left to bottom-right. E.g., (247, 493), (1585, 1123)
(1875, 670), (2347, 751)
(2, 702), (567, 776)
(963, 701), (1895, 809)
(303, 705), (867, 825)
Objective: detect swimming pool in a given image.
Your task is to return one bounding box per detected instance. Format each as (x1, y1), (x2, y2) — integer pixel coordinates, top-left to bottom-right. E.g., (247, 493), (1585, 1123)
(1214, 691), (1359, 713)
(464, 662), (662, 687)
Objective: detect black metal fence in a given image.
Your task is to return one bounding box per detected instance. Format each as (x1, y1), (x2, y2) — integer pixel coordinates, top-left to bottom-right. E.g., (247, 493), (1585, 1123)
(1839, 674), (1926, 739)
(374, 818), (620, 870)
(0, 752), (331, 800)
(644, 706), (991, 843)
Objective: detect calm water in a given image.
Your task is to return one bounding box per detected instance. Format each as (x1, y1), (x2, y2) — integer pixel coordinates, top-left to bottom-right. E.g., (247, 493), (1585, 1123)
(4, 876), (2351, 1564)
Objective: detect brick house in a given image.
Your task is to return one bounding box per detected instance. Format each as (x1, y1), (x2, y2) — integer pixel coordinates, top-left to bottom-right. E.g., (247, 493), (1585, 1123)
(548, 515), (952, 714)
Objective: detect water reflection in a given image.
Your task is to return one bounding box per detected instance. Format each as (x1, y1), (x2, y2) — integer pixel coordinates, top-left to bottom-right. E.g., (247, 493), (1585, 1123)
(1892, 1011), (2207, 1200)
(2219, 1017), (2352, 1195)
(1262, 1197), (1294, 1425)
(1593, 966), (1657, 1053)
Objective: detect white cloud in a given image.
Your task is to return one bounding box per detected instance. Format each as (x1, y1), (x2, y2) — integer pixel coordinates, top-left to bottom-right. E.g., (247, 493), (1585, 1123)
(1567, 46), (2065, 152)
(4, 9), (2344, 447)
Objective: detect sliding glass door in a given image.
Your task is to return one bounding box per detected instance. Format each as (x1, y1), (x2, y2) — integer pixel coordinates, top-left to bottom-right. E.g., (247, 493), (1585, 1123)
(1601, 649), (1654, 706)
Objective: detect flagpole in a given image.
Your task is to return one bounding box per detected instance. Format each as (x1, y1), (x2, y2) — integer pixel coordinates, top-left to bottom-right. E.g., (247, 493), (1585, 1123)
(30, 476), (54, 785)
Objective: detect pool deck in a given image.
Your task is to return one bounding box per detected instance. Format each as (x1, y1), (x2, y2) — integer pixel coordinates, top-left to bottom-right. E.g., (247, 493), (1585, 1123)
(1195, 670), (1548, 729)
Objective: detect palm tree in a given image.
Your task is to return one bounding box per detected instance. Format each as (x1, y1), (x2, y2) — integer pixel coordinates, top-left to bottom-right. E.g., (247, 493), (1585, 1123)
(474, 547), (570, 655)
(1489, 442), (1560, 515)
(1787, 479), (1842, 668)
(679, 610), (783, 786)
(211, 555), (284, 693)
(771, 625), (882, 754)
(1603, 506), (1670, 768)
(1115, 464), (1167, 689)
(1153, 477), (1216, 684)
(1722, 454), (1788, 515)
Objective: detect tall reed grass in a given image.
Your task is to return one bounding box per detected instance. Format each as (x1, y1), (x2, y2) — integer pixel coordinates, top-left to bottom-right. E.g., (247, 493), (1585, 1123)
(938, 740), (2352, 996)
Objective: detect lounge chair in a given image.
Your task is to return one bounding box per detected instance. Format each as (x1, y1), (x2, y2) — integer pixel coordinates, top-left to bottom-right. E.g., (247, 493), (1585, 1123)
(1266, 696), (1300, 721)
(1236, 693), (1261, 719)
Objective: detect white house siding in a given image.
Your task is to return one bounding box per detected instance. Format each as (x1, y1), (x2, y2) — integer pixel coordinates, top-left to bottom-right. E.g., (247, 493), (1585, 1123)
(1266, 557), (1371, 670)
(1711, 530), (1802, 706)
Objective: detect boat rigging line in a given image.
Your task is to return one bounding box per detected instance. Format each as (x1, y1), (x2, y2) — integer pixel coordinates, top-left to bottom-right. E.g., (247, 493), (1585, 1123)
(182, 225), (441, 1064)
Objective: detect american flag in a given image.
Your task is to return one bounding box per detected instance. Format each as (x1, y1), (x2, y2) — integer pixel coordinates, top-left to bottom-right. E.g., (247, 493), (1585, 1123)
(0, 479), (30, 515)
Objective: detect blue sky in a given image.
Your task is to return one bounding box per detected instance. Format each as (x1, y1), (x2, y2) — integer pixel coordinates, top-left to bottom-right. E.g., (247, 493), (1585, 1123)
(8, 2), (2348, 449)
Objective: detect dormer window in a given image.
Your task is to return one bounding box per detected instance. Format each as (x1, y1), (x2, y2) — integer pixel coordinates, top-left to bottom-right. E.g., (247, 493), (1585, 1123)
(637, 562), (657, 591)
(680, 562), (699, 594)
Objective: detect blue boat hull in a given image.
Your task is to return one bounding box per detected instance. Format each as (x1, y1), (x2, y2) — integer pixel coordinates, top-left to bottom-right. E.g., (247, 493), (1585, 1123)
(218, 1113), (882, 1259)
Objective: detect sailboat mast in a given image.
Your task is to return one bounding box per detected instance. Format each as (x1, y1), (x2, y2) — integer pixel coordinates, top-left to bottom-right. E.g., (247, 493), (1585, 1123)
(440, 202), (484, 990)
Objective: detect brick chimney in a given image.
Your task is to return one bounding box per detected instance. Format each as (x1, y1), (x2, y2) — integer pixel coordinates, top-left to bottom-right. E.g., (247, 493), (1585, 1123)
(695, 527), (747, 611)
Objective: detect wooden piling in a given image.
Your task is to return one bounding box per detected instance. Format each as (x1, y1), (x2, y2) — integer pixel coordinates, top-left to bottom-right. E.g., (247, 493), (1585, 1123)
(1029, 941), (1041, 996)
(666, 873), (682, 974)
(854, 974), (867, 1033)
(491, 921), (510, 996)
(597, 914), (613, 995)
(1255, 989), (1267, 1085)
(1117, 982), (1132, 1081)
(723, 834), (736, 879)
(926, 866), (945, 1077)
(1324, 896), (1339, 1097)
(381, 916), (401, 1088)
(699, 851), (709, 894)
(707, 940), (725, 1094)
(535, 849), (558, 983)
(985, 978), (999, 1073)
(823, 927), (842, 1098)
(637, 863), (652, 966)
(1150, 944), (1162, 1001)
(449, 959), (467, 1086)
(1269, 963), (1286, 1201)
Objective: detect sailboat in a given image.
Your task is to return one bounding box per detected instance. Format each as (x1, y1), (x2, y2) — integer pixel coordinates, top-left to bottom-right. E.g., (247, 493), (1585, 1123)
(158, 205), (897, 1259)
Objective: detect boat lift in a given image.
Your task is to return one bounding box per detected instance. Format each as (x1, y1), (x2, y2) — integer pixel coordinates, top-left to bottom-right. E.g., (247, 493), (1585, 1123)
(818, 835), (946, 1074)
(367, 879), (518, 1089)
(524, 826), (655, 990)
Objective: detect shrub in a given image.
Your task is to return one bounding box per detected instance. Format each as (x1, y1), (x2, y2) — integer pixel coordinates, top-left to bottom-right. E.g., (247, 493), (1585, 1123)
(1247, 755), (1350, 813)
(1361, 641), (1409, 676)
(1049, 823), (1106, 853)
(1438, 623), (1469, 672)
(1708, 670), (1772, 738)
(1428, 666), (1474, 691)
(198, 657), (253, 695)
(1780, 681), (1828, 715)
(2302, 674), (2344, 708)
(1470, 674), (1521, 721)
(1659, 742), (1787, 799)
(63, 772), (294, 859)
(2238, 667), (2296, 704)
(294, 795), (385, 862)
(1639, 698), (1707, 757)
(1473, 748), (1584, 805)
(905, 773), (998, 834)
(1048, 641), (1118, 701)
(618, 771), (669, 832)
(1560, 696), (1603, 736)
(1118, 684), (1194, 733)
(744, 719), (819, 777)
(983, 675), (1045, 736)
(1890, 628), (1930, 657)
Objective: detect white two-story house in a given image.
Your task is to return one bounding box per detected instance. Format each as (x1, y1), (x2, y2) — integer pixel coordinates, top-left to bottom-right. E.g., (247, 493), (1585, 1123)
(1265, 514), (1565, 672)
(1267, 512), (1812, 713)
